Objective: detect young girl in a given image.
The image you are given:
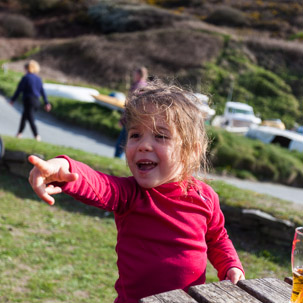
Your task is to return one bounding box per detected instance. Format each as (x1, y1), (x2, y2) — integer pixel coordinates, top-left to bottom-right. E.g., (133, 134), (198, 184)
(28, 81), (245, 302)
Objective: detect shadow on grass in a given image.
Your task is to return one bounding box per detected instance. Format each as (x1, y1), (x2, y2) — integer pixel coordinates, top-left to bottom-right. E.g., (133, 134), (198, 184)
(227, 225), (291, 273)
(0, 167), (113, 220)
(0, 167), (290, 270)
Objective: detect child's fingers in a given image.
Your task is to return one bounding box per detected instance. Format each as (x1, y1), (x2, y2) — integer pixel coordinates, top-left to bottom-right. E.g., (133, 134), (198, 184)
(28, 155), (51, 175)
(58, 168), (78, 183)
(41, 185), (62, 205)
(45, 185), (62, 195)
(30, 176), (53, 204)
(226, 268), (245, 284)
(30, 181), (55, 205)
(28, 155), (78, 205)
(41, 192), (55, 206)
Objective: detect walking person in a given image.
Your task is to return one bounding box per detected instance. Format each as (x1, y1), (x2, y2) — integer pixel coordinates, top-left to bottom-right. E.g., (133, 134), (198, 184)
(114, 66), (148, 158)
(10, 60), (51, 141)
(28, 81), (244, 303)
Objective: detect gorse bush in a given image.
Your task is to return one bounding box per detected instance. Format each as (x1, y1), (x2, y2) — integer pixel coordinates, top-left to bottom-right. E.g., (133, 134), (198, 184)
(237, 67), (299, 128)
(208, 127), (303, 186)
(204, 38), (301, 129)
(0, 14), (35, 37)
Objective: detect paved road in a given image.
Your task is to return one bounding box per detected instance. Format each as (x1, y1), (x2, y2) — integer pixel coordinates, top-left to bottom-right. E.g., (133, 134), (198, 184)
(208, 174), (303, 205)
(1, 94), (302, 205)
(0, 94), (116, 158)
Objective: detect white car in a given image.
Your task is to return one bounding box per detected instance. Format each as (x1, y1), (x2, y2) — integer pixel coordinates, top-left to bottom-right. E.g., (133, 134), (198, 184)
(224, 101), (261, 127)
(247, 125), (303, 152)
(212, 101), (261, 134)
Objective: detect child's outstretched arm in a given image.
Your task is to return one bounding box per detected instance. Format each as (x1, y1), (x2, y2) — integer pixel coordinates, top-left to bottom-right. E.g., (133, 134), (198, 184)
(225, 267), (245, 284)
(28, 155), (78, 205)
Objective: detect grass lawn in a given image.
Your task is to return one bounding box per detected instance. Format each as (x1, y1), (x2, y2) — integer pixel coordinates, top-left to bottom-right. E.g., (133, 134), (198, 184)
(0, 168), (118, 303)
(0, 168), (292, 302)
(0, 136), (297, 302)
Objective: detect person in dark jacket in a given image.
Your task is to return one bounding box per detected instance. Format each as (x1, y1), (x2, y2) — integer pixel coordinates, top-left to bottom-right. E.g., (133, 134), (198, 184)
(10, 60), (51, 141)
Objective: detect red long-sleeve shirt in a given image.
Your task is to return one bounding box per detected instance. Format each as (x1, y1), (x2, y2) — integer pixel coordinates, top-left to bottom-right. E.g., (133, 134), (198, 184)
(58, 156), (244, 302)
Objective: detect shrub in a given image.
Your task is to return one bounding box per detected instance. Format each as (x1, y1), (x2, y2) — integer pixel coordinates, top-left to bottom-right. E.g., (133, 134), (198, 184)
(204, 44), (300, 129)
(207, 127), (303, 185)
(0, 14), (35, 37)
(289, 32), (303, 41)
(238, 67), (299, 128)
(206, 5), (249, 27)
(87, 2), (184, 33)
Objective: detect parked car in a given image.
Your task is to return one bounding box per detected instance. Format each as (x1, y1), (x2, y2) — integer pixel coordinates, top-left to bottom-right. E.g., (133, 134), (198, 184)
(246, 125), (303, 152)
(261, 119), (285, 130)
(212, 101), (261, 133)
(294, 125), (303, 134)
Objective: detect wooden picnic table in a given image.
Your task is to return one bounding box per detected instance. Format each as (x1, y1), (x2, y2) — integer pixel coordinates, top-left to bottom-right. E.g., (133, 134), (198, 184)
(139, 277), (293, 303)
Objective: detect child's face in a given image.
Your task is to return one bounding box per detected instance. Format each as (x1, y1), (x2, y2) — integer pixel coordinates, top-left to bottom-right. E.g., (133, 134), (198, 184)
(125, 117), (183, 188)
(133, 71), (141, 82)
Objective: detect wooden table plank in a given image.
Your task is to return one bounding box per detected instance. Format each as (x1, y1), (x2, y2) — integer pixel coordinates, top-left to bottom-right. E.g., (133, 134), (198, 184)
(139, 289), (198, 303)
(237, 278), (292, 303)
(188, 280), (261, 303)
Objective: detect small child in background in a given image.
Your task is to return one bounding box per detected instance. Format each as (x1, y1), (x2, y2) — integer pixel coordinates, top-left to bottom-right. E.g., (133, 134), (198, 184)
(28, 81), (245, 303)
(114, 66), (148, 158)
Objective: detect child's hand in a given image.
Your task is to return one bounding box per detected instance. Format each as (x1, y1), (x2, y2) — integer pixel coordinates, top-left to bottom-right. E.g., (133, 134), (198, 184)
(28, 155), (78, 206)
(225, 267), (245, 284)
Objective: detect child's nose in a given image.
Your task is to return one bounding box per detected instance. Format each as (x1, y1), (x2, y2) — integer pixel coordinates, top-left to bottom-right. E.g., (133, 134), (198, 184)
(138, 137), (153, 152)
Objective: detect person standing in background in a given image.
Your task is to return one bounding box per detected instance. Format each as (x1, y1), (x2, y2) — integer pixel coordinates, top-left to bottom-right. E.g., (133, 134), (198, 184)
(10, 60), (51, 141)
(114, 66), (148, 158)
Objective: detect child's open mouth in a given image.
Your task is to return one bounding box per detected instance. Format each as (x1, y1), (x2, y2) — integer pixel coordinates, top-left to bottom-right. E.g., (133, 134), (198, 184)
(137, 161), (157, 171)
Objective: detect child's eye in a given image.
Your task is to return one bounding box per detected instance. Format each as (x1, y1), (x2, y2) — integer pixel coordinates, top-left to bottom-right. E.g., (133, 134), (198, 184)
(155, 134), (169, 140)
(129, 133), (140, 139)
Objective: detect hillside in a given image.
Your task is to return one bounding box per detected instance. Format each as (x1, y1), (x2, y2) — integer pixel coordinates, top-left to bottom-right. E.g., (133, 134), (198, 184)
(1, 0), (303, 128)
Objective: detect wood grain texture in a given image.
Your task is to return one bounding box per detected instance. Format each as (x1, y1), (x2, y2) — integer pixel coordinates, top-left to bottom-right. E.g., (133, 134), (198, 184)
(237, 278), (292, 303)
(139, 278), (292, 302)
(139, 289), (198, 303)
(188, 280), (261, 303)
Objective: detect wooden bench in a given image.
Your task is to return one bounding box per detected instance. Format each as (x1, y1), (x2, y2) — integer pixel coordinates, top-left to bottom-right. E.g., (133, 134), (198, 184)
(139, 277), (293, 303)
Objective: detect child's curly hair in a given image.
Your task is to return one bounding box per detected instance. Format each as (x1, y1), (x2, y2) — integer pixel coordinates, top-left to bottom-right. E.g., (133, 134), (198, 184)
(124, 80), (209, 182)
